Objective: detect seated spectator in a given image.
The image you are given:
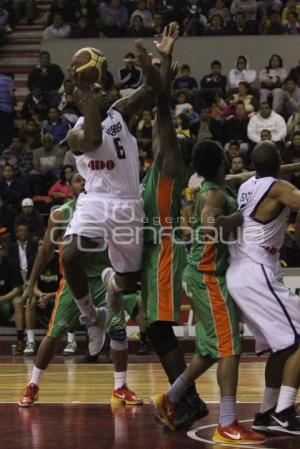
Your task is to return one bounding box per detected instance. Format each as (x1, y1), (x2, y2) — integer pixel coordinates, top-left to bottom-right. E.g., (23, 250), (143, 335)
(13, 0), (36, 25)
(282, 0), (300, 24)
(173, 64), (198, 96)
(287, 111), (300, 137)
(228, 81), (256, 113)
(0, 242), (24, 355)
(228, 55), (257, 90)
(283, 11), (300, 34)
(224, 102), (250, 156)
(0, 135), (33, 177)
(257, 0), (283, 16)
(43, 13), (71, 39)
(260, 128), (272, 140)
(230, 0), (258, 22)
(155, 0), (184, 23)
(73, 0), (97, 24)
(204, 13), (228, 36)
(226, 139), (242, 162)
(175, 113), (191, 139)
(136, 110), (153, 156)
(259, 10), (284, 34)
(288, 60), (300, 88)
(19, 118), (41, 150)
(0, 163), (28, 208)
(278, 78), (300, 119)
(23, 240), (61, 356)
(0, 72), (16, 151)
(247, 101), (287, 144)
(15, 198), (45, 240)
(48, 164), (74, 201)
(259, 54), (287, 112)
(63, 149), (77, 169)
(193, 105), (224, 143)
(175, 92), (193, 116)
(127, 14), (150, 36)
(42, 107), (70, 144)
(98, 0), (128, 37)
(21, 85), (49, 122)
(208, 0), (231, 23)
(32, 133), (64, 194)
(229, 12), (257, 35)
(130, 0), (152, 28)
(45, 0), (76, 26)
(8, 223), (37, 283)
(118, 52), (143, 93)
(200, 60), (227, 98)
(184, 2), (207, 36)
(230, 155), (246, 174)
(149, 12), (164, 36)
(0, 193), (17, 241)
(27, 51), (65, 97)
(282, 131), (300, 163)
(71, 15), (99, 38)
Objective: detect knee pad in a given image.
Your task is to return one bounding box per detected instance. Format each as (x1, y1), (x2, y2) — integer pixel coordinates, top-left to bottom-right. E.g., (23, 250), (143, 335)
(147, 321), (179, 357)
(110, 329), (128, 351)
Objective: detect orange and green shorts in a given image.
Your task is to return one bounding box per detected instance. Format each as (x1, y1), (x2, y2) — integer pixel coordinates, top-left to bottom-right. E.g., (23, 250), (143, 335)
(182, 265), (241, 359)
(47, 278), (138, 339)
(142, 240), (187, 326)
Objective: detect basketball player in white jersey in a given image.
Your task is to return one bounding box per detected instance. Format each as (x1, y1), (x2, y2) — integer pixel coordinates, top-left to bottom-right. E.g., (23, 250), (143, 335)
(227, 141), (300, 435)
(62, 41), (162, 355)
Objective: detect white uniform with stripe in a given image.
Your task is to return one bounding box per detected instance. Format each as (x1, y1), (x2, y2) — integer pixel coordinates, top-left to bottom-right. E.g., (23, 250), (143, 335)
(65, 107), (144, 273)
(226, 176), (300, 353)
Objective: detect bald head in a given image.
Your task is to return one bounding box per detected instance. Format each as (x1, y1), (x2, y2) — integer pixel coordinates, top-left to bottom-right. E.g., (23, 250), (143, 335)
(251, 141), (280, 178)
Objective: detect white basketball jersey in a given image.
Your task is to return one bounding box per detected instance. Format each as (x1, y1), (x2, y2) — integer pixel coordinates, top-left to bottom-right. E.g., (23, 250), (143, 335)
(229, 176), (290, 266)
(74, 108), (139, 198)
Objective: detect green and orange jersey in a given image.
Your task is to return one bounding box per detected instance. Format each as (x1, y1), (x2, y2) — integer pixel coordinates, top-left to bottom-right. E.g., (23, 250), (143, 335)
(187, 180), (237, 275)
(140, 160), (189, 245)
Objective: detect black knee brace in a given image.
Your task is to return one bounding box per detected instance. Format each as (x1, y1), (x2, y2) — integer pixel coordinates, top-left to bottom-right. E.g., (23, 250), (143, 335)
(147, 321), (179, 357)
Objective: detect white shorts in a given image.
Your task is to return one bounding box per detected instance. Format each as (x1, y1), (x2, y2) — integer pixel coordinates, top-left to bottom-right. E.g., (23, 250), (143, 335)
(226, 259), (300, 354)
(64, 192), (144, 273)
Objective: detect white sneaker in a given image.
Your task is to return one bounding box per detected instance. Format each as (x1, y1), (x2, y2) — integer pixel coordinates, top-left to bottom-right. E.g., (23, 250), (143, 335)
(101, 267), (123, 311)
(80, 307), (108, 356)
(23, 341), (36, 356)
(63, 341), (77, 356)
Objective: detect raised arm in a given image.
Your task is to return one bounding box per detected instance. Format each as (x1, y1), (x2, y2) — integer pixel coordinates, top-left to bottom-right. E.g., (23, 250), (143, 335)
(270, 179), (300, 210)
(113, 40), (163, 121)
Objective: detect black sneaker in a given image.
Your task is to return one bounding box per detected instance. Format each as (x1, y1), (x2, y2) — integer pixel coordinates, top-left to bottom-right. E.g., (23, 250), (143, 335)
(252, 407), (275, 432)
(136, 340), (149, 355)
(268, 405), (300, 435)
(172, 395), (209, 430)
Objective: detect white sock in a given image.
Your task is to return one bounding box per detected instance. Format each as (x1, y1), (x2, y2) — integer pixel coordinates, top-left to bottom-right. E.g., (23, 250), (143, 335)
(67, 333), (75, 344)
(275, 385), (297, 413)
(75, 292), (96, 320)
(260, 387), (280, 413)
(26, 329), (35, 343)
(114, 371), (127, 390)
(219, 396), (236, 427)
(30, 366), (44, 386)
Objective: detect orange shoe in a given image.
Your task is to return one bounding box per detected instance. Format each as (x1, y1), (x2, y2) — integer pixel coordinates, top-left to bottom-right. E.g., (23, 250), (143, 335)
(111, 384), (143, 405)
(151, 392), (176, 431)
(213, 420), (266, 445)
(19, 383), (39, 407)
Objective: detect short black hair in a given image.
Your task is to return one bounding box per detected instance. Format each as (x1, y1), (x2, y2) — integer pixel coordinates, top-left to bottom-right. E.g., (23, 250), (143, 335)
(251, 142), (280, 177)
(192, 140), (224, 179)
(181, 64), (191, 71)
(211, 60), (221, 67)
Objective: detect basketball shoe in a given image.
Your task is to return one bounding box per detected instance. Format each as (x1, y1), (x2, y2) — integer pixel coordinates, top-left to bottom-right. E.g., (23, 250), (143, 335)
(19, 383), (39, 407)
(213, 421), (266, 444)
(268, 406), (300, 435)
(172, 394), (209, 429)
(252, 407), (275, 431)
(151, 392), (176, 431)
(111, 384), (143, 405)
(80, 307), (107, 356)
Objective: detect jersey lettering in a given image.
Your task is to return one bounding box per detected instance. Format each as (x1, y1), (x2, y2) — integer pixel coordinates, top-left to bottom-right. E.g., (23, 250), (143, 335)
(88, 160), (115, 171)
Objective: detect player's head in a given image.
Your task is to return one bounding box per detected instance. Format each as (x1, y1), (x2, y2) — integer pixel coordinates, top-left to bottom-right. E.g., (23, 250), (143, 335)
(69, 173), (85, 198)
(192, 140), (225, 181)
(251, 141), (280, 178)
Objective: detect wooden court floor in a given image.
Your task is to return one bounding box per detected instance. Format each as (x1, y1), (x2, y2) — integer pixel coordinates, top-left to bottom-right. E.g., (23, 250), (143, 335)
(1, 355), (300, 449)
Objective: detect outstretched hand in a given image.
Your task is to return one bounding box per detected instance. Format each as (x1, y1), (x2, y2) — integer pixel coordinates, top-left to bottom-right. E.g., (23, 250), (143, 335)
(154, 22), (179, 58)
(124, 40), (152, 68)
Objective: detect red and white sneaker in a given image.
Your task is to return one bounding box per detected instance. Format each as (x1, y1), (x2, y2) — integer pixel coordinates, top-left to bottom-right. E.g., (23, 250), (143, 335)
(111, 384), (143, 405)
(151, 392), (176, 431)
(213, 420), (266, 445)
(19, 383), (39, 407)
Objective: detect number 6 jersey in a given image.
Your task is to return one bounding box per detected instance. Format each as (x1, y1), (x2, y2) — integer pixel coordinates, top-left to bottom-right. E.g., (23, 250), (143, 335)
(74, 107), (140, 198)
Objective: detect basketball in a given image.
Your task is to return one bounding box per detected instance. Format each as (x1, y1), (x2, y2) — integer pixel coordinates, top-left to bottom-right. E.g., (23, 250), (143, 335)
(71, 47), (107, 84)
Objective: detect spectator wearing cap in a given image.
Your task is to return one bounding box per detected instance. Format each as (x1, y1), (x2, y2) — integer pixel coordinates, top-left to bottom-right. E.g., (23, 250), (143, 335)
(1, 135), (33, 177)
(0, 163), (28, 208)
(117, 52), (143, 95)
(0, 72), (16, 151)
(15, 198), (44, 239)
(27, 51), (65, 96)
